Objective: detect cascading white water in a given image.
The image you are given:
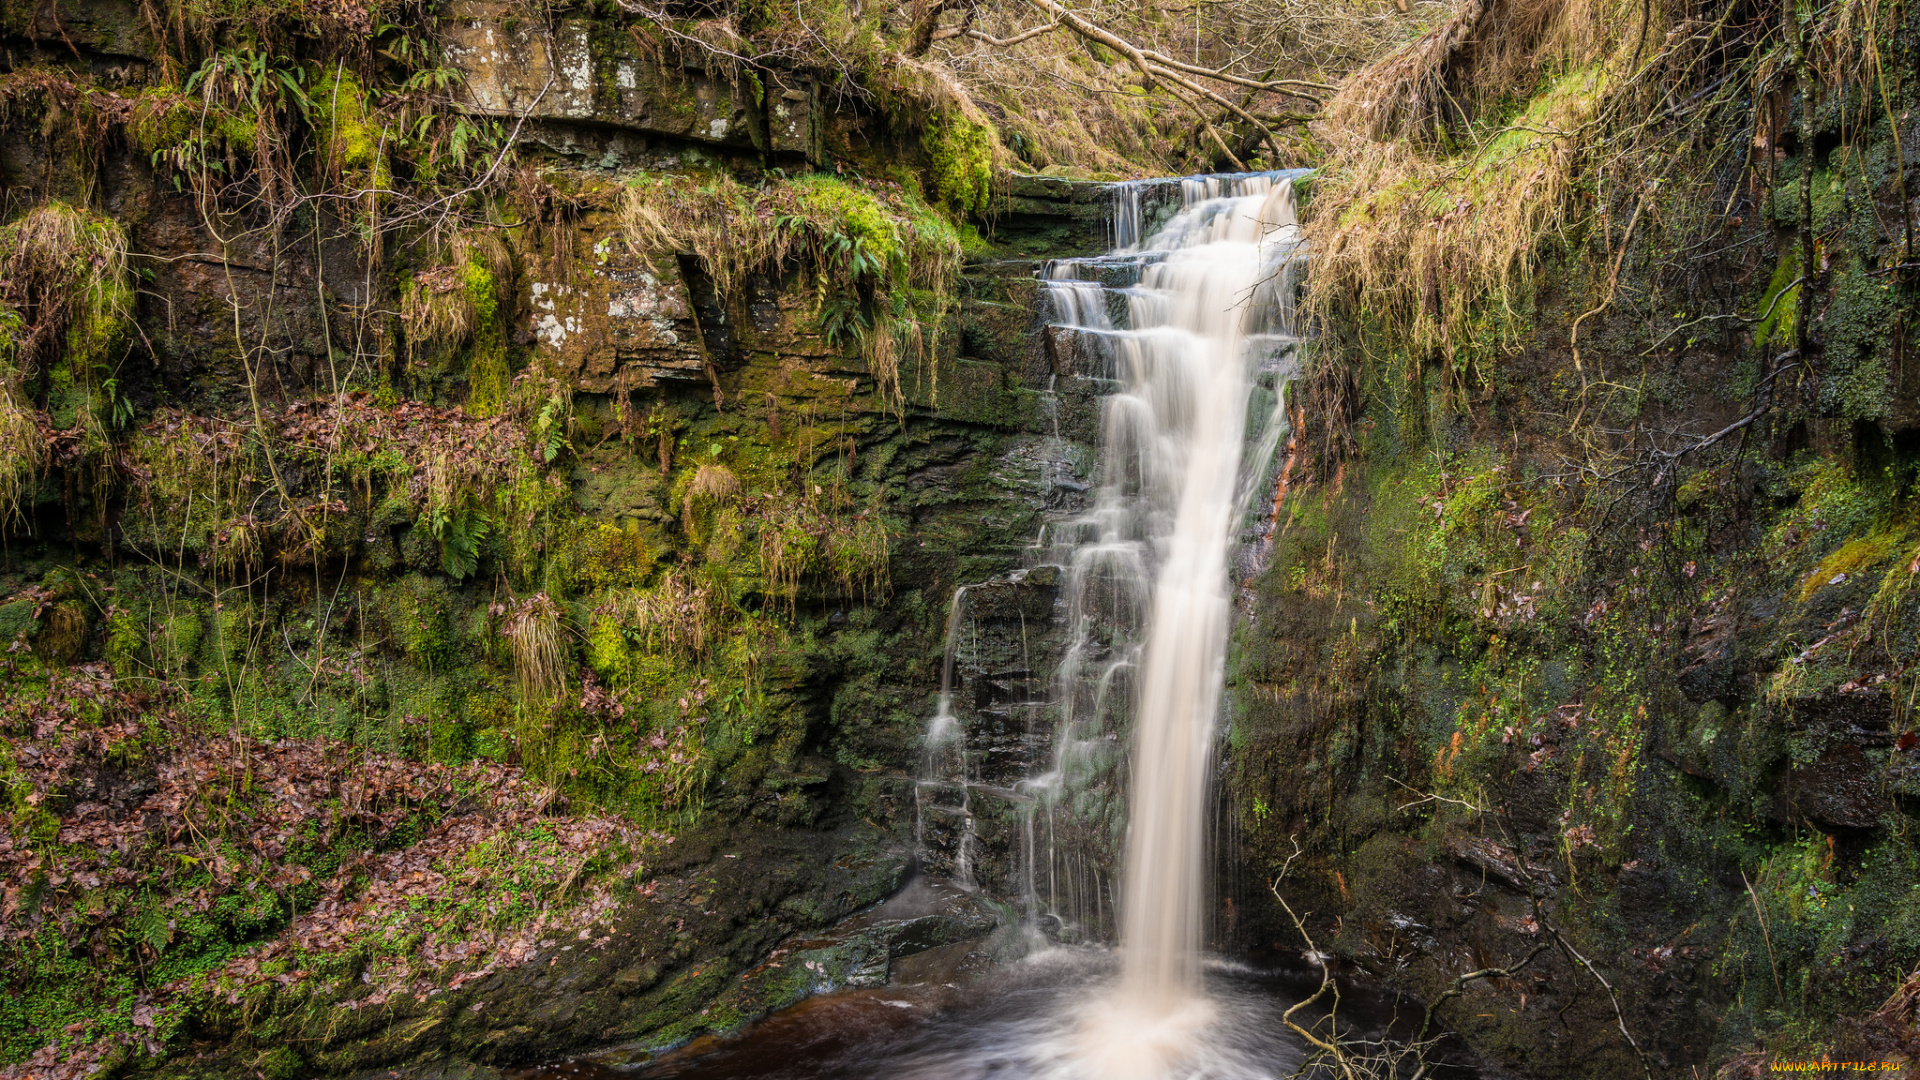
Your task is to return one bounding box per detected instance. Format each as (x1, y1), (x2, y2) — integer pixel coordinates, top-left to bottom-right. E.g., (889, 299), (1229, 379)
(1054, 175), (1302, 1074)
(915, 171), (1304, 1079)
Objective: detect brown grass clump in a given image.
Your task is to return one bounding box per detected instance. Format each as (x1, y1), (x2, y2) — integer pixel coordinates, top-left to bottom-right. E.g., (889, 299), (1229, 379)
(0, 201), (134, 376)
(0, 364), (43, 524)
(401, 264), (477, 349)
(1304, 0), (1672, 370)
(689, 461), (742, 501)
(616, 172), (959, 302)
(616, 173), (771, 303)
(400, 230), (514, 360)
(505, 592), (567, 703)
(681, 462), (741, 539)
(0, 203), (133, 478)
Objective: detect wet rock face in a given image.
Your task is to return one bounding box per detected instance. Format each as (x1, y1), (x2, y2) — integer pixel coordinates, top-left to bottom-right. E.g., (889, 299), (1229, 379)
(442, 0), (818, 166)
(524, 224), (711, 392)
(1219, 62), (1920, 1078)
(0, 0), (1124, 1069)
(157, 826), (913, 1080)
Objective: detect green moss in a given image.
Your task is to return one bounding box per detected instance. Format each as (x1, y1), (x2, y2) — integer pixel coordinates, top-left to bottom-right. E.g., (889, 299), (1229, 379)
(128, 89), (195, 158)
(157, 611), (204, 674)
(462, 254), (511, 415)
(1771, 163), (1845, 231)
(0, 598), (35, 643)
(37, 601), (88, 665)
(956, 221), (996, 259)
(586, 613), (631, 683)
(1474, 67), (1606, 178)
(789, 175), (906, 267)
(567, 521), (658, 591)
(214, 111), (258, 147)
(922, 110), (996, 216)
(210, 604), (255, 667)
(1764, 459), (1887, 568)
(310, 69), (388, 187)
(381, 574), (454, 670)
(253, 1045), (302, 1080)
(1817, 262), (1901, 422)
(1753, 249), (1801, 352)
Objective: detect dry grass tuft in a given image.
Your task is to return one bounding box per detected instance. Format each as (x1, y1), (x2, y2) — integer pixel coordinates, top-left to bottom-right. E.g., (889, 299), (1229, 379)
(0, 201), (134, 375)
(401, 263), (477, 348)
(682, 462), (741, 538)
(0, 362), (43, 524)
(617, 173), (773, 302)
(400, 230), (514, 357)
(1304, 0), (1672, 370)
(505, 592), (567, 703)
(1322, 0), (1497, 143)
(689, 462), (742, 502)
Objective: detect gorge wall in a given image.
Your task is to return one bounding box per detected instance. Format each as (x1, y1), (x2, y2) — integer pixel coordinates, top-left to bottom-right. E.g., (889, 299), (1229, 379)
(1221, 0), (1920, 1074)
(0, 2), (1121, 1073)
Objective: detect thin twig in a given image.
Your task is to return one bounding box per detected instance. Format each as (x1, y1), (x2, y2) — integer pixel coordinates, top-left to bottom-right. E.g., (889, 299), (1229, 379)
(1493, 810), (1654, 1080)
(1742, 869), (1786, 1005)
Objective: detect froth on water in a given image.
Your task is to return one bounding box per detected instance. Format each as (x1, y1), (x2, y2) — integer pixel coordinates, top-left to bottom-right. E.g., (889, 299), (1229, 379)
(522, 948), (1347, 1080)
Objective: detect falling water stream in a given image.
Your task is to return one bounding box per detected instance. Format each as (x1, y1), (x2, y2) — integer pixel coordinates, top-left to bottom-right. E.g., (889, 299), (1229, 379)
(525, 174), (1378, 1080)
(1022, 170), (1304, 1078)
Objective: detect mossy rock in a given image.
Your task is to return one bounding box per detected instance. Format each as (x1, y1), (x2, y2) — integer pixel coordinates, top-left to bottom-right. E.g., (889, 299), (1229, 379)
(0, 598), (36, 644)
(399, 525), (440, 573)
(35, 601), (88, 664)
(382, 574), (456, 669)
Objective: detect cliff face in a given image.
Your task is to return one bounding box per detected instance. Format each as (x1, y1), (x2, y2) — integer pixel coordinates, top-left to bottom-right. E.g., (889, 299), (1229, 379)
(0, 0), (1120, 1070)
(1223, 0), (1920, 1073)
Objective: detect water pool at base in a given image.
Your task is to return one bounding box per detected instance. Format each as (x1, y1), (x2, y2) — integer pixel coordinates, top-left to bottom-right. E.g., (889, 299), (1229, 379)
(514, 947), (1462, 1080)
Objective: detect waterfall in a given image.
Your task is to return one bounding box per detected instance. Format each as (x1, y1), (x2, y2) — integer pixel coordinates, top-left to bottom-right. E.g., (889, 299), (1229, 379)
(1104, 175), (1302, 1009)
(918, 170), (1304, 1075)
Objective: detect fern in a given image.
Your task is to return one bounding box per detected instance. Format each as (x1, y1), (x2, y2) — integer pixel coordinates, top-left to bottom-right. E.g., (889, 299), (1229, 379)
(533, 392), (570, 463)
(422, 502), (492, 580)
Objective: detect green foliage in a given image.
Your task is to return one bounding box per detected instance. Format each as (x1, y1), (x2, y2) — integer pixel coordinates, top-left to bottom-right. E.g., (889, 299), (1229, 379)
(310, 68), (383, 178)
(140, 49), (312, 189)
(1721, 836), (1920, 1046)
(157, 609), (206, 674)
(922, 110), (995, 215)
(1753, 249), (1801, 352)
(620, 171), (961, 411)
(382, 574), (454, 669)
(533, 390), (571, 463)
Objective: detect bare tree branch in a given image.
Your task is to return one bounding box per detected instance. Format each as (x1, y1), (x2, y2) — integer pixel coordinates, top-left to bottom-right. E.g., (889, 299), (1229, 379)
(961, 21), (1061, 48)
(910, 0), (971, 57)
(1135, 46), (1337, 98)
